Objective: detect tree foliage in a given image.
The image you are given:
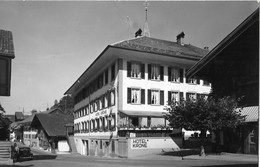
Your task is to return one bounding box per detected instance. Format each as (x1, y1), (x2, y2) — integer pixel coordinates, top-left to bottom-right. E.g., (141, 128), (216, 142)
(165, 96), (245, 133)
(50, 95), (74, 115)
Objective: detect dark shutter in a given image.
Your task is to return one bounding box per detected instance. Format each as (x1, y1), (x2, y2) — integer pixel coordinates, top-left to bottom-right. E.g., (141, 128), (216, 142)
(168, 91), (171, 104)
(186, 93), (190, 100)
(102, 96), (105, 108)
(148, 89), (151, 104)
(108, 92), (111, 107)
(196, 93), (200, 99)
(112, 90), (115, 105)
(127, 62), (131, 77)
(160, 90), (164, 105)
(105, 69), (108, 84)
(127, 88), (131, 104)
(141, 64), (145, 79)
(179, 69), (183, 83)
(141, 89), (145, 104)
(197, 79), (200, 85)
(180, 92), (183, 101)
(148, 64), (151, 80)
(160, 66), (164, 81)
(168, 67), (171, 82)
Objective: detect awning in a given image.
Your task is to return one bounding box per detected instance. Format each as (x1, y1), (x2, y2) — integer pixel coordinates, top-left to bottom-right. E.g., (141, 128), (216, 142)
(240, 106), (259, 122)
(119, 110), (169, 118)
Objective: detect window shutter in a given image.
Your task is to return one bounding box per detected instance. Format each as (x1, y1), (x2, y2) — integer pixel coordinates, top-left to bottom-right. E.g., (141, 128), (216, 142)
(101, 96), (105, 108)
(168, 67), (171, 82)
(127, 88), (131, 104)
(148, 64), (151, 80)
(160, 90), (164, 105)
(108, 92), (111, 107)
(168, 91), (171, 104)
(180, 69), (183, 83)
(160, 66), (164, 81)
(148, 89), (151, 104)
(197, 79), (200, 85)
(112, 89), (115, 105)
(127, 62), (131, 77)
(196, 93), (200, 99)
(141, 64), (145, 79)
(180, 92), (183, 101)
(186, 93), (190, 100)
(105, 70), (108, 84)
(141, 89), (145, 104)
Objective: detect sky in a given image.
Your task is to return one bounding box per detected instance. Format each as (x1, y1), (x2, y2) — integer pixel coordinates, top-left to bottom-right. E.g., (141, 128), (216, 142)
(0, 1), (258, 115)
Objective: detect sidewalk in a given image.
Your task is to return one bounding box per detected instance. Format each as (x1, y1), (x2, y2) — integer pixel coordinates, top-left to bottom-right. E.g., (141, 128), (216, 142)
(182, 152), (258, 162)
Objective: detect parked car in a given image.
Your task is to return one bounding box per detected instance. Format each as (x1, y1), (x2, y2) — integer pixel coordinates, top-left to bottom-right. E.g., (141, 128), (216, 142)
(16, 147), (33, 162)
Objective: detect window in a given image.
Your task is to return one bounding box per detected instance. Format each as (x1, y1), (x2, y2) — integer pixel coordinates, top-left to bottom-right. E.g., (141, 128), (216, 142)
(151, 65), (160, 80)
(96, 118), (100, 131)
(104, 94), (108, 108)
(90, 103), (94, 113)
(127, 62), (145, 79)
(169, 91), (179, 102)
(186, 92), (196, 101)
(168, 67), (183, 82)
(127, 88), (145, 104)
(203, 80), (210, 86)
(111, 63), (115, 81)
(151, 90), (160, 105)
(86, 105), (89, 115)
(99, 98), (103, 110)
(148, 64), (164, 81)
(148, 89), (164, 105)
(132, 88), (140, 104)
(110, 90), (115, 106)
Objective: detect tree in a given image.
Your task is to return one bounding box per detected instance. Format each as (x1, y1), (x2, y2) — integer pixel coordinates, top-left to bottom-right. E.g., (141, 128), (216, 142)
(31, 109), (37, 114)
(165, 96), (245, 156)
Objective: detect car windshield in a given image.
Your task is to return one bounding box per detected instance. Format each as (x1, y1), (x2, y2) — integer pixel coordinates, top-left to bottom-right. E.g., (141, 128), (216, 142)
(19, 148), (30, 152)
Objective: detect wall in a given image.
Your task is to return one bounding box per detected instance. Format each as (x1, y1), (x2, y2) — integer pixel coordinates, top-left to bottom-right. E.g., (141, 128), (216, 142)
(127, 137), (182, 157)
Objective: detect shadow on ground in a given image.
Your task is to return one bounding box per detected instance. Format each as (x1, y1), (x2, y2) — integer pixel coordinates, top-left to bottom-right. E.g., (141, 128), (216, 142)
(161, 149), (200, 157)
(0, 164), (34, 167)
(192, 164), (258, 167)
(32, 154), (57, 161)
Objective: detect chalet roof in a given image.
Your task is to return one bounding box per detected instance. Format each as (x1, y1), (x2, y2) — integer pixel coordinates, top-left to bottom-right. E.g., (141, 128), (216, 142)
(112, 36), (208, 59)
(31, 113), (73, 137)
(5, 115), (15, 123)
(0, 29), (15, 58)
(240, 106), (259, 122)
(187, 8), (259, 78)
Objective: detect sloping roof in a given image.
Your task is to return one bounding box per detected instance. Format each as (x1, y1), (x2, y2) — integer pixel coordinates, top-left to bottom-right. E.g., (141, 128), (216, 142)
(40, 108), (63, 115)
(15, 112), (24, 121)
(187, 8), (259, 78)
(113, 36), (208, 60)
(31, 113), (73, 137)
(65, 36), (208, 95)
(5, 115), (15, 123)
(0, 29), (15, 58)
(240, 106), (259, 122)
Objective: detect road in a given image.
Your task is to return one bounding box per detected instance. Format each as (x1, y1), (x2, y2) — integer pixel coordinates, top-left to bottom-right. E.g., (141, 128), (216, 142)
(8, 148), (258, 167)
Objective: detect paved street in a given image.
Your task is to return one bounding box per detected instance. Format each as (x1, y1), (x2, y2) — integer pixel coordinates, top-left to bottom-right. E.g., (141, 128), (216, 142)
(2, 147), (257, 167)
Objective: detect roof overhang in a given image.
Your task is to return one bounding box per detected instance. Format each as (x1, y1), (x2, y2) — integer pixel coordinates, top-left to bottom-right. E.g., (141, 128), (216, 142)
(119, 110), (169, 118)
(239, 106), (259, 122)
(65, 45), (201, 96)
(186, 8), (259, 80)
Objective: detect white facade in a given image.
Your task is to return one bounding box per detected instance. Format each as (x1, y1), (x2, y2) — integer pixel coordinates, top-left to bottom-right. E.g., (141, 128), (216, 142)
(67, 36), (211, 157)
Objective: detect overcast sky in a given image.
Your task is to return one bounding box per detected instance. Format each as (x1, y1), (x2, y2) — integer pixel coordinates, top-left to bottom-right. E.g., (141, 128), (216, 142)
(0, 1), (258, 115)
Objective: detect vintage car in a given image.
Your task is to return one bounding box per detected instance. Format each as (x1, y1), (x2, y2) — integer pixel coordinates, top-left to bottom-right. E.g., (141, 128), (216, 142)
(16, 147), (33, 161)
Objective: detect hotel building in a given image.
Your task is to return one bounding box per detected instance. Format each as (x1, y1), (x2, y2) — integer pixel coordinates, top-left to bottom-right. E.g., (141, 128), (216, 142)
(65, 35), (211, 158)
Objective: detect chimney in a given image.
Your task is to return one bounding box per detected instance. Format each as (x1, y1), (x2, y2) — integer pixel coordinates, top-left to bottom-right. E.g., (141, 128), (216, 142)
(176, 32), (185, 45)
(204, 46), (209, 50)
